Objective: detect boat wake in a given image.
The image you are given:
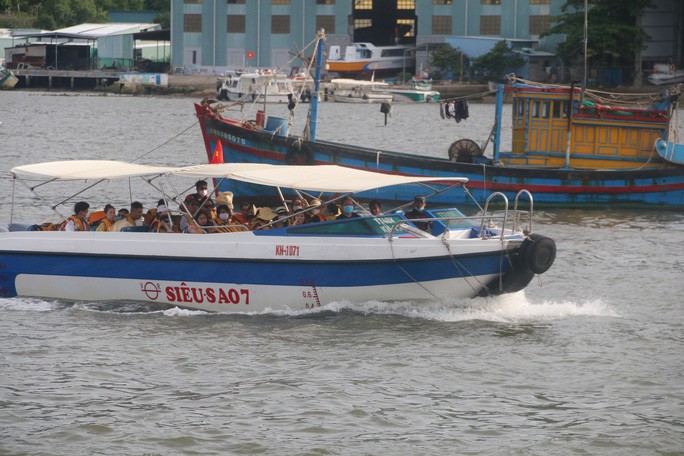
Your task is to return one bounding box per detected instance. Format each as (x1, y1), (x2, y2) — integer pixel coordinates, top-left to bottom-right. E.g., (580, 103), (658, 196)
(0, 292), (618, 323)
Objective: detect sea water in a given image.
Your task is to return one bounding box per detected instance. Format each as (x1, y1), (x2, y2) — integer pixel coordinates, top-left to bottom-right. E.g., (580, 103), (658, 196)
(0, 91), (682, 455)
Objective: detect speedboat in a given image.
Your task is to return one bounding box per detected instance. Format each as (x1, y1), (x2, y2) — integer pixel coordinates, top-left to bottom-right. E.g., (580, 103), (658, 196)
(0, 160), (556, 313)
(216, 69), (294, 103)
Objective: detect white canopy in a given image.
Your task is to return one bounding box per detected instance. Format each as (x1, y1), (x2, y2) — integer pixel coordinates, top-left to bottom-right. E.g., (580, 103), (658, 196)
(11, 160), (467, 193)
(11, 160), (175, 180)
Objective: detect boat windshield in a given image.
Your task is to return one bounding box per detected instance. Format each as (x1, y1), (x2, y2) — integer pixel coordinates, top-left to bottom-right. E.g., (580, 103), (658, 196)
(428, 208), (475, 229)
(282, 215), (411, 237)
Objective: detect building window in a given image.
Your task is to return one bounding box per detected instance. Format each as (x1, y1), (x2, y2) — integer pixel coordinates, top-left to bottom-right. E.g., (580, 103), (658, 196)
(397, 19), (415, 37)
(354, 18), (372, 30)
(397, 0), (414, 9)
(272, 15), (290, 34)
(316, 0), (335, 3)
(433, 0), (453, 4)
(227, 0), (245, 4)
(227, 15), (245, 33)
(355, 0), (372, 10)
(529, 15), (550, 35)
(316, 15), (335, 34)
(529, 0), (550, 4)
(184, 0), (201, 3)
(480, 15), (500, 35)
(481, 0), (501, 4)
(184, 14), (202, 32)
(272, 0), (291, 4)
(432, 15), (451, 35)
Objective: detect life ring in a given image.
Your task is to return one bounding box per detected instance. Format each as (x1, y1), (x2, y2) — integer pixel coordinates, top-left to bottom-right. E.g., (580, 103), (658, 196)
(520, 234), (556, 274)
(286, 142), (314, 165)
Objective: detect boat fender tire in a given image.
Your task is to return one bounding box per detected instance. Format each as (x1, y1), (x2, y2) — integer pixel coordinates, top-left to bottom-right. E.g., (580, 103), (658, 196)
(521, 234), (556, 274)
(286, 143), (314, 165)
(448, 139), (482, 163)
(478, 267), (536, 296)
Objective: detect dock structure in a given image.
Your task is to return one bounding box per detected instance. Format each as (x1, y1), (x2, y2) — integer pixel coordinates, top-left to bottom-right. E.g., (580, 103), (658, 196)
(12, 68), (123, 90)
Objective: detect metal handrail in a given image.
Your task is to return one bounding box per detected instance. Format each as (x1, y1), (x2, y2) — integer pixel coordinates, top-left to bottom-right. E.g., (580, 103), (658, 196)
(387, 212), (513, 241)
(513, 189), (534, 234)
(481, 192), (509, 241)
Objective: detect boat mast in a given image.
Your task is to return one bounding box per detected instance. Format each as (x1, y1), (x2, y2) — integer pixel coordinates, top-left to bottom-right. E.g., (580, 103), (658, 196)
(580, 0), (588, 106)
(493, 83), (504, 162)
(308, 28), (326, 142)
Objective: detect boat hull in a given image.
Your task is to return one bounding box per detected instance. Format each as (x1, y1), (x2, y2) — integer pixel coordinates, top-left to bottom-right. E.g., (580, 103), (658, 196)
(196, 104), (684, 208)
(0, 231), (517, 312)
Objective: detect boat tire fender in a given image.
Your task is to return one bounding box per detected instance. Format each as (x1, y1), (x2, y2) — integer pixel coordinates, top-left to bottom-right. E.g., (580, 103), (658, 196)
(521, 234), (556, 274)
(448, 139), (482, 163)
(286, 142), (314, 165)
(478, 267), (536, 296)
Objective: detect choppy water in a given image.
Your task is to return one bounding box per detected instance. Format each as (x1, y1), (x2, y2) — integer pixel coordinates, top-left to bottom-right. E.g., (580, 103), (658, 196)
(0, 91), (682, 455)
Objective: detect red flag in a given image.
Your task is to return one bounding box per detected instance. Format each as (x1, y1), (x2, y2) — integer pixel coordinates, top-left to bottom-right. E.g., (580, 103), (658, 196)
(210, 141), (224, 164)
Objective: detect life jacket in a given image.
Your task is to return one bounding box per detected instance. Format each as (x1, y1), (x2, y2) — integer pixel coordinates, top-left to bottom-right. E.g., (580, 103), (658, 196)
(96, 218), (116, 232)
(58, 215), (90, 232)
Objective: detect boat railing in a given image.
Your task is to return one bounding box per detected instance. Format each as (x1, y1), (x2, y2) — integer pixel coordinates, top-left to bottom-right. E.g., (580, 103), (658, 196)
(481, 192), (509, 241)
(513, 190), (534, 234)
(388, 210), (520, 241)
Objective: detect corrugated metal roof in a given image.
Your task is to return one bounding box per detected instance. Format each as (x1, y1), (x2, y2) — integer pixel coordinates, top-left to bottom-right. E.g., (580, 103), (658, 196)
(56, 23), (160, 37)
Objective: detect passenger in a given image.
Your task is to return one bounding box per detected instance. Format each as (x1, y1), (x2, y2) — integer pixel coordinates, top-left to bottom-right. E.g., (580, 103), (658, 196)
(290, 197), (307, 215)
(187, 210), (214, 234)
(149, 200), (177, 233)
(179, 198), (200, 233)
(59, 201), (91, 231)
(308, 199), (326, 223)
(336, 197), (360, 220)
(110, 201), (145, 232)
(232, 202), (254, 225)
(272, 215), (288, 229)
(185, 179), (214, 210)
(323, 202), (340, 221)
(369, 200), (383, 216)
(143, 207), (158, 226)
(117, 208), (129, 220)
(211, 204), (242, 232)
(95, 204), (117, 232)
(404, 196), (431, 231)
(251, 207), (277, 230)
(289, 212), (308, 226)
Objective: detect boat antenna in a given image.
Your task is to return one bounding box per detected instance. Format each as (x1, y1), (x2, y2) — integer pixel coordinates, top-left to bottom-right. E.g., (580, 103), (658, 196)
(580, 0), (588, 106)
(307, 28), (326, 142)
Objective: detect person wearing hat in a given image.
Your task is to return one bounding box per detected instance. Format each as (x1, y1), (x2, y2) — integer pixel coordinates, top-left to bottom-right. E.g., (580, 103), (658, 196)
(308, 198), (326, 223)
(250, 207), (277, 230)
(149, 199), (177, 233)
(404, 196), (431, 232)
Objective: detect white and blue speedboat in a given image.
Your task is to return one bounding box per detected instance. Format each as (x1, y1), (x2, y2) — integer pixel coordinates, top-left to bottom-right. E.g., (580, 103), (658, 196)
(0, 160), (556, 313)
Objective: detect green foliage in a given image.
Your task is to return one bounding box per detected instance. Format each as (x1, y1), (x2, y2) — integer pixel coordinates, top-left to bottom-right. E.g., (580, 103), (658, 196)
(470, 41), (524, 83)
(0, 0), (167, 29)
(430, 44), (465, 79)
(541, 0), (655, 65)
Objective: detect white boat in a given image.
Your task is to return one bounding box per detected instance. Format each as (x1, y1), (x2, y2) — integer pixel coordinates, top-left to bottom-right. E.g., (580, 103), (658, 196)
(328, 78), (393, 103)
(647, 63), (684, 86)
(326, 43), (414, 77)
(0, 66), (18, 89)
(386, 78), (440, 103)
(0, 160), (556, 313)
(216, 69), (294, 103)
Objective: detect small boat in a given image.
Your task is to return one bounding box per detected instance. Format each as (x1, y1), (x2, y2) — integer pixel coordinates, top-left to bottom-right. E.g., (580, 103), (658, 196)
(328, 78), (394, 103)
(216, 69), (294, 103)
(0, 160), (556, 313)
(197, 30), (684, 208)
(386, 78), (440, 103)
(326, 42), (414, 78)
(0, 66), (18, 89)
(647, 63), (684, 86)
(655, 138), (684, 166)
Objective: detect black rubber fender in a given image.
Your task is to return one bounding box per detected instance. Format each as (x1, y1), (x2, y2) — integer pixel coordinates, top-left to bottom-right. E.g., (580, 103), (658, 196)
(286, 142), (314, 165)
(478, 267), (536, 296)
(521, 234), (556, 274)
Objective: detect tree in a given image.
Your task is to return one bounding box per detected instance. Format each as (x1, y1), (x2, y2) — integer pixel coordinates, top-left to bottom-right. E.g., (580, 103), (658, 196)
(469, 41), (524, 83)
(430, 44), (466, 81)
(541, 0), (654, 66)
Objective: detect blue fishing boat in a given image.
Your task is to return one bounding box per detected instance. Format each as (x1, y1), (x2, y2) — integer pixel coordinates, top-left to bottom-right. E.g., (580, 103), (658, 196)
(195, 30), (684, 209)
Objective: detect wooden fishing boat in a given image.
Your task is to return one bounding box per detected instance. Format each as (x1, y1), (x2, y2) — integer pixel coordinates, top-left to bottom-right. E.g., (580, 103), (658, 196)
(196, 30), (684, 208)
